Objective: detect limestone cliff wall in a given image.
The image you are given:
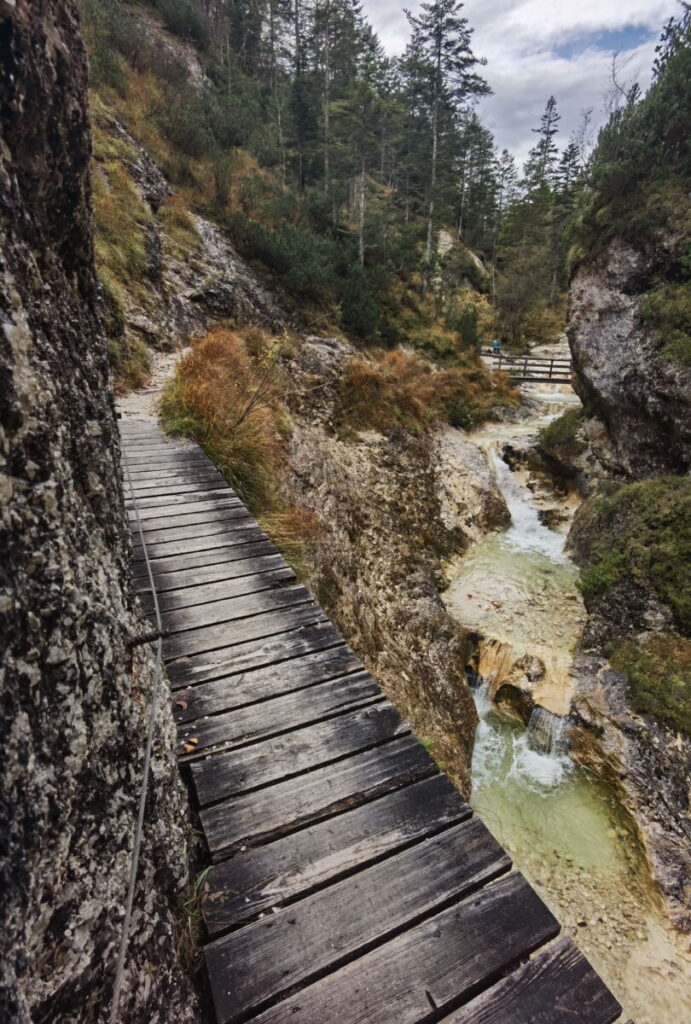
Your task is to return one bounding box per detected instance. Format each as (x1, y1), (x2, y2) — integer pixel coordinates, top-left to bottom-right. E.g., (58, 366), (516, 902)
(567, 240), (691, 478)
(282, 339), (513, 796)
(0, 3), (197, 1020)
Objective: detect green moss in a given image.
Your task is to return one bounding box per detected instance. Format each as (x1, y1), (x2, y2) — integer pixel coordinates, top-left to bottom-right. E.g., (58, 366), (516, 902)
(607, 633), (691, 734)
(641, 279), (691, 367)
(577, 477), (691, 634)
(538, 408), (585, 460)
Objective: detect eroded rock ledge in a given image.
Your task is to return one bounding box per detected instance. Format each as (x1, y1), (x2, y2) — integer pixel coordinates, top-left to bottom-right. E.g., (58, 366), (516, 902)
(282, 340), (509, 795)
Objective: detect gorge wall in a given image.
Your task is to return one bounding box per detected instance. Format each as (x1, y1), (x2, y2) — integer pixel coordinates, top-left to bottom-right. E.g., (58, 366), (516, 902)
(0, 3), (197, 1020)
(566, 234), (691, 927)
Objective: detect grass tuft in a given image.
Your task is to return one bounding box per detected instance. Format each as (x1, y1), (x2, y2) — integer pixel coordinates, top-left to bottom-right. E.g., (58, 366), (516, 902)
(160, 327), (317, 572)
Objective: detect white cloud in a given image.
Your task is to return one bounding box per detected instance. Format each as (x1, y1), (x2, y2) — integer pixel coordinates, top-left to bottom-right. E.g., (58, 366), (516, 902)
(361, 0), (679, 164)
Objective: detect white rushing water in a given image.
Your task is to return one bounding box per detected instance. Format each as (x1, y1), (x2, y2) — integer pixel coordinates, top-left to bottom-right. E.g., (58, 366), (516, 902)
(488, 449), (570, 563)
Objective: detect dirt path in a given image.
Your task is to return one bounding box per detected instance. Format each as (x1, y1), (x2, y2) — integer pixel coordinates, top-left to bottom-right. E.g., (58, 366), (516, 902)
(116, 346), (188, 423)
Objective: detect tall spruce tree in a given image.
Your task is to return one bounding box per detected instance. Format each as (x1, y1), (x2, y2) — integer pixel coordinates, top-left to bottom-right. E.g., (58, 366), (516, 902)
(405, 0), (489, 291)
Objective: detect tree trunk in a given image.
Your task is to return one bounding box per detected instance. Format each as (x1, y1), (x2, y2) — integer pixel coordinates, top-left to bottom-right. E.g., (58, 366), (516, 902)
(358, 160), (366, 266)
(422, 95), (438, 293)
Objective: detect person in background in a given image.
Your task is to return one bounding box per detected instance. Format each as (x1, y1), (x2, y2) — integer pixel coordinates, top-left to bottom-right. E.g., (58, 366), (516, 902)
(492, 337), (501, 355)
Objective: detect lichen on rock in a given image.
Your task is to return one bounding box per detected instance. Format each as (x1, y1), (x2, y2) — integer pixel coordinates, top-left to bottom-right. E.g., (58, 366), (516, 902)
(0, 2), (198, 1020)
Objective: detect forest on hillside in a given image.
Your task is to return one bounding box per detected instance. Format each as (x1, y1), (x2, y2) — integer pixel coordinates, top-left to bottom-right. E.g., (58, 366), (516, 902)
(80, 0), (654, 354)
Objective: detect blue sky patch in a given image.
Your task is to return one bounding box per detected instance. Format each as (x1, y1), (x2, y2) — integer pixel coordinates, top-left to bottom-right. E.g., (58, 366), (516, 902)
(555, 25), (655, 60)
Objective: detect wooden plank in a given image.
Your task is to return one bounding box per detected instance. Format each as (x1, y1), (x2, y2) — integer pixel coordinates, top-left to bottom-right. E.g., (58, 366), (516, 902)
(123, 449), (211, 466)
(174, 644), (360, 721)
(133, 550), (285, 595)
(132, 537), (279, 585)
(245, 872), (560, 1024)
(164, 603), (325, 662)
(122, 443), (196, 456)
(125, 479), (230, 501)
(131, 511), (252, 546)
(202, 774), (471, 933)
(187, 694), (397, 789)
(443, 938), (622, 1024)
(127, 497), (241, 521)
(131, 525), (268, 561)
(139, 566), (295, 616)
(123, 464), (220, 483)
(125, 488), (236, 511)
(166, 620), (339, 689)
(199, 735), (436, 859)
(126, 468), (226, 487)
(206, 816), (511, 1023)
(180, 669), (379, 761)
(160, 584), (313, 636)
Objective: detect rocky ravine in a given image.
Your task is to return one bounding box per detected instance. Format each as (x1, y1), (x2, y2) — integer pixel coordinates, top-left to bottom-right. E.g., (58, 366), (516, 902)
(283, 338), (510, 795)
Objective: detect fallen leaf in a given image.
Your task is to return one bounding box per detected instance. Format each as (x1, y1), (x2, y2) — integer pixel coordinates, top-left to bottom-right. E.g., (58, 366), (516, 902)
(175, 699), (188, 710)
(182, 743), (196, 754)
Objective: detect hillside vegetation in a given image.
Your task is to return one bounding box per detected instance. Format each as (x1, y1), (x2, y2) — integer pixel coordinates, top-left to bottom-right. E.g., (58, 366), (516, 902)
(80, 0), (593, 373)
(571, 8), (691, 368)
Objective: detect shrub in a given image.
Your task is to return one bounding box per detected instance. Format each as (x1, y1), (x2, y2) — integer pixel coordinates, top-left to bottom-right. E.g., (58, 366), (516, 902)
(338, 348), (518, 434)
(538, 408), (585, 461)
(152, 0), (211, 50)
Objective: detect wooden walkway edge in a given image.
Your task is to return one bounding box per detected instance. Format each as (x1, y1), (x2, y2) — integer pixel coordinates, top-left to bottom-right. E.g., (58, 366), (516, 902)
(120, 419), (623, 1024)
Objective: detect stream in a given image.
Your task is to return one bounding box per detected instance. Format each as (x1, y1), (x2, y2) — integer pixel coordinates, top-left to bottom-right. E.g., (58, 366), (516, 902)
(443, 379), (691, 1023)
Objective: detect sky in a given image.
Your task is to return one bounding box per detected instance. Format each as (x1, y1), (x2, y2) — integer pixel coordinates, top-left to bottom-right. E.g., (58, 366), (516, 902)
(361, 0), (681, 165)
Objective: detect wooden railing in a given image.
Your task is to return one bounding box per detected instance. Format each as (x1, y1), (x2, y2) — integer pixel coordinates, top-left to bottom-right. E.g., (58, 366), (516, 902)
(483, 350), (572, 384)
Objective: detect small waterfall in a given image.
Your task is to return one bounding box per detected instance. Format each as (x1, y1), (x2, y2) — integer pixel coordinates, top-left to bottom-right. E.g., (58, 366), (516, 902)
(488, 449), (569, 563)
(527, 705), (569, 755)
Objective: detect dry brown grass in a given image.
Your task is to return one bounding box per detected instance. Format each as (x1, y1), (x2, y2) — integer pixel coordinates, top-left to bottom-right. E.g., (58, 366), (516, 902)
(160, 327), (318, 572)
(339, 348), (518, 433)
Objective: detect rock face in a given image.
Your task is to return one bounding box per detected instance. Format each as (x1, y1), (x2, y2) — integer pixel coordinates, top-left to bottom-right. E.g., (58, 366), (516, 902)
(0, 4), (197, 1021)
(284, 340), (478, 795)
(94, 111), (286, 354)
(569, 647), (691, 931)
(435, 427), (510, 545)
(567, 240), (691, 478)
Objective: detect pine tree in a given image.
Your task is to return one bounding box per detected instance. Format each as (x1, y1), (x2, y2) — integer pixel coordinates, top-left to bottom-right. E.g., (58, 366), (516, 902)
(405, 0), (489, 291)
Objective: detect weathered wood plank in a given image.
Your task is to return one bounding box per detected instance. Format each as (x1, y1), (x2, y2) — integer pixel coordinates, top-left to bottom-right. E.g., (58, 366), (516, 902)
(123, 449), (211, 466)
(187, 694), (395, 789)
(139, 566), (295, 616)
(126, 468), (226, 488)
(160, 584), (312, 636)
(164, 603), (325, 662)
(123, 463), (220, 483)
(443, 938), (622, 1024)
(125, 479), (230, 501)
(166, 620), (339, 687)
(122, 443), (196, 456)
(180, 669), (379, 760)
(127, 497), (241, 522)
(131, 516), (252, 548)
(245, 872), (560, 1024)
(202, 774), (471, 933)
(174, 643), (360, 720)
(132, 511), (252, 544)
(132, 542), (279, 589)
(125, 489), (236, 511)
(132, 524), (268, 560)
(199, 735), (436, 859)
(207, 816), (511, 1023)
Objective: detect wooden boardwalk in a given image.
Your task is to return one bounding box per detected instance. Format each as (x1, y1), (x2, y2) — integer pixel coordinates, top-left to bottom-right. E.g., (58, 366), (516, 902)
(120, 419), (622, 1024)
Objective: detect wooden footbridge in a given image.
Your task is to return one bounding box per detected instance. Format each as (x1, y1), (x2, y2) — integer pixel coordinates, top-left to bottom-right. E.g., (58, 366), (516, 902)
(483, 350), (573, 384)
(120, 418), (622, 1024)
